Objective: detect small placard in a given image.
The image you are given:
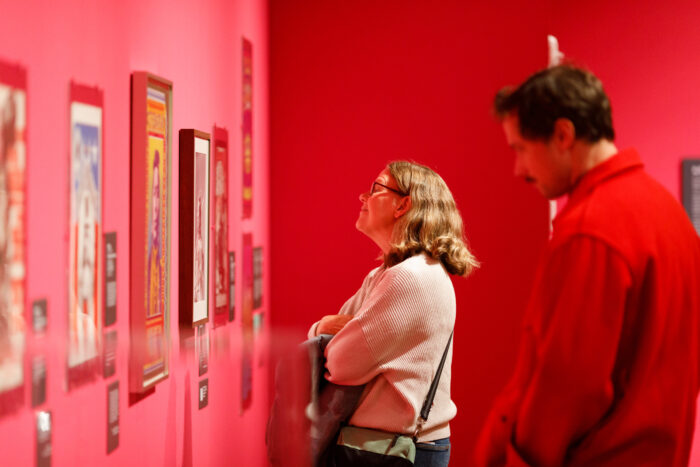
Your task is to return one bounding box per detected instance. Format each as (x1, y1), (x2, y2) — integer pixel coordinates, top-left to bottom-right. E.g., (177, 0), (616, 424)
(253, 247), (263, 309)
(31, 356), (47, 407)
(103, 330), (117, 378)
(104, 232), (117, 327)
(228, 252), (235, 321)
(36, 410), (52, 467)
(198, 378), (209, 409)
(107, 381), (119, 454)
(253, 312), (264, 334)
(197, 324), (209, 377)
(682, 159), (700, 234)
(32, 299), (47, 334)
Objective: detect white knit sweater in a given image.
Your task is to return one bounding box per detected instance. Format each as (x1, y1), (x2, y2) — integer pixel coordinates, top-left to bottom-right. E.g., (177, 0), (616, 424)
(308, 253), (457, 442)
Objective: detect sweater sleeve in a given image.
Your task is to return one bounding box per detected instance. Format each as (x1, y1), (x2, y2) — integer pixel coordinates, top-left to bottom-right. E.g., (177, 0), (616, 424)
(306, 321), (320, 340)
(306, 266), (382, 340)
(510, 235), (632, 466)
(324, 266), (435, 386)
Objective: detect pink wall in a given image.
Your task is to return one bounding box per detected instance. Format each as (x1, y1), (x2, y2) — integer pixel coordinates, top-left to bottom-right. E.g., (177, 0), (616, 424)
(269, 2), (550, 465)
(0, 0), (271, 466)
(547, 0), (700, 200)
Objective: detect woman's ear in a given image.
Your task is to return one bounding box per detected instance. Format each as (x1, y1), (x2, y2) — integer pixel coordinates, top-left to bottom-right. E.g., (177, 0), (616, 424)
(394, 196), (412, 218)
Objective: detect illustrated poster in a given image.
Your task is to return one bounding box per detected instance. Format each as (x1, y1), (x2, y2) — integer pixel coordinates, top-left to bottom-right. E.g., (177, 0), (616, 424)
(68, 85), (103, 389)
(213, 130), (229, 327)
(242, 38), (253, 219)
(142, 84), (169, 387)
(0, 63), (26, 414)
(192, 137), (209, 325)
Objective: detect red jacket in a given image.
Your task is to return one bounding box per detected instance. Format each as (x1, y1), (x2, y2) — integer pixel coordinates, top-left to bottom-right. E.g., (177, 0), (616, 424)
(477, 149), (700, 466)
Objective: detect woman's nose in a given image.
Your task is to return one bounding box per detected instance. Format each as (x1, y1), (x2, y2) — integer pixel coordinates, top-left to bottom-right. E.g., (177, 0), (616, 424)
(359, 191), (369, 202)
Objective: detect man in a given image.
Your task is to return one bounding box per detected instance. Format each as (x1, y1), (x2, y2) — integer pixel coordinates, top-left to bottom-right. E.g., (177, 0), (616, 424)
(476, 65), (700, 466)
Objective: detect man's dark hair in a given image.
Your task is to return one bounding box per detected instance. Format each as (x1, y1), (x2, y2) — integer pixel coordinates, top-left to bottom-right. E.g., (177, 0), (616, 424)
(494, 64), (615, 142)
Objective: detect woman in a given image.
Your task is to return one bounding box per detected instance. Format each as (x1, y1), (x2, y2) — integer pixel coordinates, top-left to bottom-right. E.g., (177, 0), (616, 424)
(308, 161), (478, 466)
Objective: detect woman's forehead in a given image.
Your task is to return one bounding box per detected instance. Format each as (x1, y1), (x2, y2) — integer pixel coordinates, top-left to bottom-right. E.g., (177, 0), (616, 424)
(375, 168), (392, 182)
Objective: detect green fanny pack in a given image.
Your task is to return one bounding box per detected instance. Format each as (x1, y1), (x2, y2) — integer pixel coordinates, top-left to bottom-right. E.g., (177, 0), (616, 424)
(331, 426), (416, 466)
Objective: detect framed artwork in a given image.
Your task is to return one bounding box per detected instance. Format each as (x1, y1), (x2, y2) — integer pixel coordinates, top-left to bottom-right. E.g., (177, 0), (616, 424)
(212, 126), (229, 327)
(179, 129), (210, 332)
(0, 60), (26, 415)
(67, 82), (104, 390)
(129, 72), (172, 393)
(242, 37), (253, 219)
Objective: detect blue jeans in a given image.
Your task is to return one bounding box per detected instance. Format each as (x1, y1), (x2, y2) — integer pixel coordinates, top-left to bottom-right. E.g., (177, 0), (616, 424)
(414, 437), (450, 467)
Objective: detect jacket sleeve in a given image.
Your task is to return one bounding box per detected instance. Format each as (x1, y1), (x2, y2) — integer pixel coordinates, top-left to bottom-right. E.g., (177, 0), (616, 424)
(474, 333), (536, 467)
(510, 235), (632, 466)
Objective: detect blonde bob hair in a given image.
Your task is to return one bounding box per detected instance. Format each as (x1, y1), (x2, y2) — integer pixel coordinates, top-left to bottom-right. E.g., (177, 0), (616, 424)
(385, 161), (479, 277)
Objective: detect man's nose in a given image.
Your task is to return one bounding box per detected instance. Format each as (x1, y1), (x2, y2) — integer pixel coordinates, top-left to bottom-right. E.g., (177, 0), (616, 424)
(359, 191), (369, 202)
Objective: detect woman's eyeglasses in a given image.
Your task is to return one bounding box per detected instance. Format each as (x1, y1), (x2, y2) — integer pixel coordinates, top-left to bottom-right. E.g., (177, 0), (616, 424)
(369, 182), (407, 197)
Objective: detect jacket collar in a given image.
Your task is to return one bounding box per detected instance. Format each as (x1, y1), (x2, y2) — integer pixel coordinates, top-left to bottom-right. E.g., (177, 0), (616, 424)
(557, 148), (644, 218)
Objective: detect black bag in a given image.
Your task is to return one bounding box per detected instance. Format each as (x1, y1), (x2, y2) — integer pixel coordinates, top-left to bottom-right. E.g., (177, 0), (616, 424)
(266, 334), (364, 467)
(328, 426), (416, 466)
(327, 331), (454, 466)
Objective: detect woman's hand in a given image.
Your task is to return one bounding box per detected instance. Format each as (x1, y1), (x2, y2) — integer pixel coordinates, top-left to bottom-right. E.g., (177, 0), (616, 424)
(316, 314), (353, 336)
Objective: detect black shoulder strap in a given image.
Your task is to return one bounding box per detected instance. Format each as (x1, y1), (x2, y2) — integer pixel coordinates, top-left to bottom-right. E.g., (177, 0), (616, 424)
(414, 330), (453, 439)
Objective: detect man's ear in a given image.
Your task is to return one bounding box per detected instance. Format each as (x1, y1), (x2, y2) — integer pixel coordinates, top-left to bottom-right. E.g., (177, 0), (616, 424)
(395, 196), (412, 218)
(553, 118), (575, 149)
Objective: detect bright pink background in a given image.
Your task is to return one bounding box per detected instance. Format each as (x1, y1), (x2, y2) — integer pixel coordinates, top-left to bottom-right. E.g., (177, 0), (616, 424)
(269, 1), (700, 466)
(0, 0), (270, 466)
(2, 0), (700, 465)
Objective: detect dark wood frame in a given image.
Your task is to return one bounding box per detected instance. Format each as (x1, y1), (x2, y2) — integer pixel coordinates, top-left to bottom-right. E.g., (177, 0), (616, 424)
(179, 129), (211, 333)
(129, 72), (172, 393)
